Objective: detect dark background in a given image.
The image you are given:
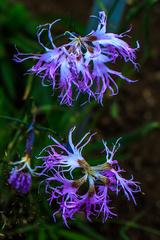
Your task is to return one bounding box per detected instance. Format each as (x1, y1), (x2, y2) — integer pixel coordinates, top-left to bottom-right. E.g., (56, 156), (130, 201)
(0, 0), (160, 239)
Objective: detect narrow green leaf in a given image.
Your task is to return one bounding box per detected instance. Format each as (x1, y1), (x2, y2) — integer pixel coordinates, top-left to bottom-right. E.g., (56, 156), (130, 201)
(38, 228), (46, 240)
(110, 102), (119, 119)
(77, 221), (106, 240)
(59, 230), (90, 240)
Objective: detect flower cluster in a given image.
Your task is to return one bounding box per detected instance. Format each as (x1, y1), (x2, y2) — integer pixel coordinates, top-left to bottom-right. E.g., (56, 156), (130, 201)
(10, 9), (141, 226)
(38, 127), (141, 226)
(14, 11), (139, 105)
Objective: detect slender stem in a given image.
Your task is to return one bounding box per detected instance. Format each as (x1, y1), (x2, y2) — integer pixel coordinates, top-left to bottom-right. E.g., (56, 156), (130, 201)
(0, 115), (27, 125)
(0, 115), (62, 138)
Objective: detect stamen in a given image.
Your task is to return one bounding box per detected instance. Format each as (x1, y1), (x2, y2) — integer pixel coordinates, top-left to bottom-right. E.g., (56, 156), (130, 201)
(87, 35), (98, 42)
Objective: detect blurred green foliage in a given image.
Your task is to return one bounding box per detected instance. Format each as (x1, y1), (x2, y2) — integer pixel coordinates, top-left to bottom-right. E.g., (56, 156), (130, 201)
(0, 0), (160, 239)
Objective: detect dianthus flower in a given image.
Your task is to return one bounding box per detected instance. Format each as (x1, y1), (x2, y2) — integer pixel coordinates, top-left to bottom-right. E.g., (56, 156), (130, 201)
(8, 123), (35, 194)
(8, 153), (34, 194)
(8, 165), (32, 194)
(38, 127), (141, 226)
(14, 11), (139, 105)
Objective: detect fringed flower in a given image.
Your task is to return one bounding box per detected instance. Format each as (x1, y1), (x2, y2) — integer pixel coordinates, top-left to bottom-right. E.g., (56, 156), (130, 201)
(8, 167), (32, 194)
(14, 11), (139, 105)
(8, 153), (34, 194)
(38, 127), (141, 226)
(8, 123), (35, 194)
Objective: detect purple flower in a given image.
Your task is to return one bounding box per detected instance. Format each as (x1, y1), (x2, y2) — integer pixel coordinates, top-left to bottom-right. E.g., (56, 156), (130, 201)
(8, 167), (31, 194)
(39, 127), (141, 226)
(38, 126), (95, 176)
(8, 154), (35, 194)
(14, 11), (139, 105)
